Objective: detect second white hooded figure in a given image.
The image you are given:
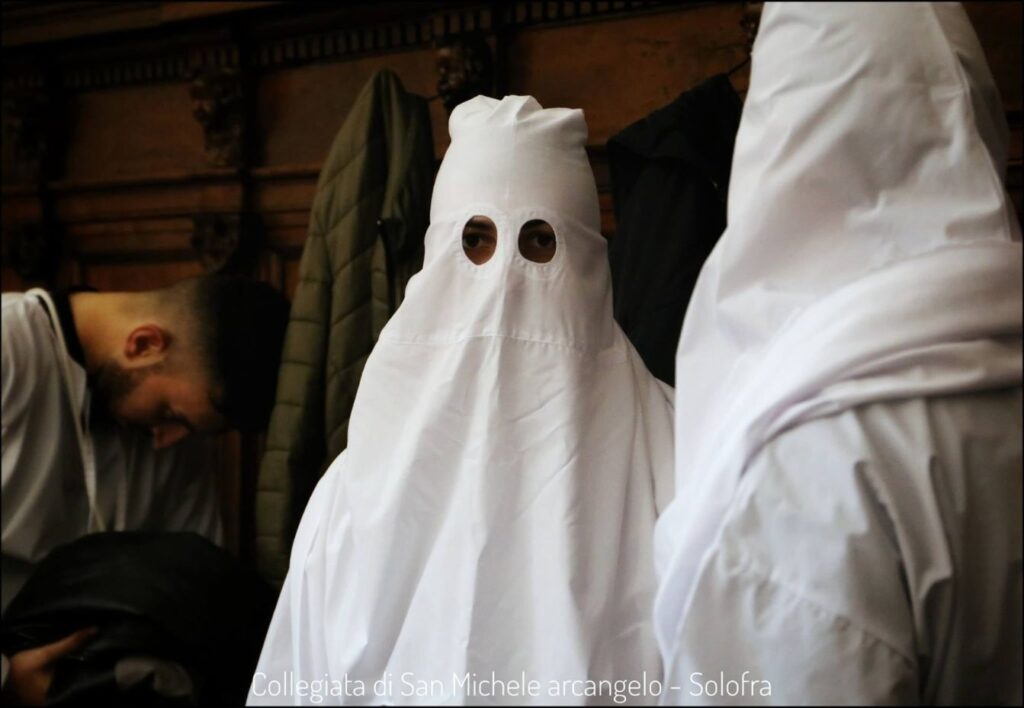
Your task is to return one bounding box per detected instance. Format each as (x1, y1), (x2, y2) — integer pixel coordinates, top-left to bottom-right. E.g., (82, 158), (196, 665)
(249, 95), (674, 706)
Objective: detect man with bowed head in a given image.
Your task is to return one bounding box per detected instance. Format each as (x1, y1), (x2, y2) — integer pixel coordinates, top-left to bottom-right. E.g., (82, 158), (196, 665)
(2, 274), (290, 703)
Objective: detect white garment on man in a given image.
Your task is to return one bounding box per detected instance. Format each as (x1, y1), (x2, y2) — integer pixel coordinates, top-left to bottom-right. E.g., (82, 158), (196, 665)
(1, 290), (224, 615)
(249, 95), (674, 706)
(655, 2), (1021, 704)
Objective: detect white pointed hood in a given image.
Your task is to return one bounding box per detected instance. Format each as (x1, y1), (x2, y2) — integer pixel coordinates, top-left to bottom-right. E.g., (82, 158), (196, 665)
(392, 95), (615, 353)
(654, 0), (1023, 679)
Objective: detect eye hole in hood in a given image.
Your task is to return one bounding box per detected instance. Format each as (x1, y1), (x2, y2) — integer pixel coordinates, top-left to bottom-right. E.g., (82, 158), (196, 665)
(462, 215), (497, 265)
(518, 219), (556, 263)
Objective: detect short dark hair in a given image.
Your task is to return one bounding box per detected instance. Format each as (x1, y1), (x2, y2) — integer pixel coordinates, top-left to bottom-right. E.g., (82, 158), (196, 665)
(176, 275), (290, 432)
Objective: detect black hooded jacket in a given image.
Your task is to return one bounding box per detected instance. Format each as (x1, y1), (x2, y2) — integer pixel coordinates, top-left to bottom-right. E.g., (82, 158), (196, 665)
(607, 74), (742, 385)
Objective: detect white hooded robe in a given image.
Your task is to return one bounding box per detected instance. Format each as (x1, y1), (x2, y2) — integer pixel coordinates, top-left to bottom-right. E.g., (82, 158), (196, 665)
(249, 95), (675, 706)
(654, 3), (1022, 704)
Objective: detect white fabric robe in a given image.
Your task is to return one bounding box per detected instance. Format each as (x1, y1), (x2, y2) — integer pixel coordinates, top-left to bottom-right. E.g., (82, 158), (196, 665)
(249, 95), (675, 706)
(655, 2), (1022, 704)
(666, 388), (1022, 704)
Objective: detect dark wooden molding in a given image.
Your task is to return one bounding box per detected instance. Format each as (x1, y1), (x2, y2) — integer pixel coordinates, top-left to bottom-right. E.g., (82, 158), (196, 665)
(65, 54), (190, 91)
(2, 2), (164, 47)
(4, 1), (678, 93)
(1, 2), (280, 47)
(43, 167), (241, 193)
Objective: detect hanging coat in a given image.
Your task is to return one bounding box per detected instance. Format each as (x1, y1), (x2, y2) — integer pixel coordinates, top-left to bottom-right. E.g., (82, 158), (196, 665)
(255, 70), (435, 585)
(654, 3), (1022, 704)
(606, 74), (741, 385)
(248, 95), (675, 706)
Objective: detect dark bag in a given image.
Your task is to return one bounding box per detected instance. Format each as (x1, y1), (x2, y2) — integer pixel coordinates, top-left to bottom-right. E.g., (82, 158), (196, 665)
(1, 532), (275, 706)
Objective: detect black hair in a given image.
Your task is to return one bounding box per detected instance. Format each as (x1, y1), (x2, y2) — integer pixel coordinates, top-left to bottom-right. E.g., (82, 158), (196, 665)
(184, 275), (290, 432)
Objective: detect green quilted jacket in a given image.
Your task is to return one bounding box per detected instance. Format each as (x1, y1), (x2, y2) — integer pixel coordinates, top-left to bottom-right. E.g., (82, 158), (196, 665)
(255, 70), (435, 585)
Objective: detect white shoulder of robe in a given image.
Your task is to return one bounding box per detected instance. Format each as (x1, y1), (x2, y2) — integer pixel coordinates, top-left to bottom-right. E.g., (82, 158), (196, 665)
(662, 387), (1022, 706)
(248, 450), (347, 706)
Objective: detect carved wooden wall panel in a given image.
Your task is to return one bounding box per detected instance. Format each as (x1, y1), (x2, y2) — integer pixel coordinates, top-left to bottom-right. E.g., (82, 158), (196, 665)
(506, 3), (750, 144)
(257, 50), (446, 166)
(66, 85), (206, 180)
(2, 1), (1020, 564)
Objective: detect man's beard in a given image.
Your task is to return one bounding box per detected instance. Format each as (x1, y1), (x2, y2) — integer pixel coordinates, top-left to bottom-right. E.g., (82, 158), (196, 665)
(89, 360), (163, 426)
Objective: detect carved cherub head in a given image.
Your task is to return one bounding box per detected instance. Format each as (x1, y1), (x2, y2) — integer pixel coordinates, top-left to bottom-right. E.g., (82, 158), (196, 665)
(435, 34), (494, 113)
(188, 66), (243, 167)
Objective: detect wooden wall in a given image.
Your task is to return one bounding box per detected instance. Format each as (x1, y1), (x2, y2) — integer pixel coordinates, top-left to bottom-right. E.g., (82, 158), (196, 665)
(3, 1), (1021, 564)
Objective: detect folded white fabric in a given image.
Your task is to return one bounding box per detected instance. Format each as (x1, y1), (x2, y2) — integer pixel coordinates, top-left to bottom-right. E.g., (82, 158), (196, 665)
(654, 0), (1022, 674)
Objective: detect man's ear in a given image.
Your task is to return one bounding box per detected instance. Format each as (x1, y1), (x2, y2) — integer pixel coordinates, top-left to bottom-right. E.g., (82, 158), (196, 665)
(124, 324), (170, 363)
